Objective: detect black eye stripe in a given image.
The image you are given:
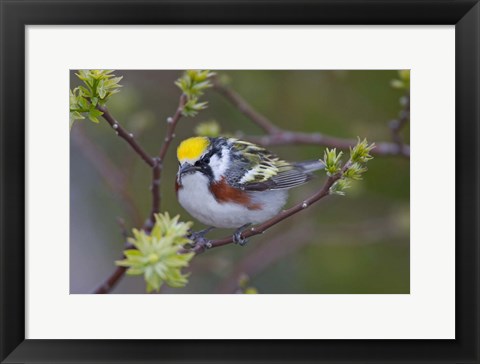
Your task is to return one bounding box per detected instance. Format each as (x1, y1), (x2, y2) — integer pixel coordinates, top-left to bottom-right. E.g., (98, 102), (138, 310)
(195, 155), (211, 167)
(202, 150), (216, 163)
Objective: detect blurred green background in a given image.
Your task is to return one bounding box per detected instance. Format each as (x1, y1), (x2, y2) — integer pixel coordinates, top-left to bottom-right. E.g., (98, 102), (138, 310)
(70, 70), (410, 294)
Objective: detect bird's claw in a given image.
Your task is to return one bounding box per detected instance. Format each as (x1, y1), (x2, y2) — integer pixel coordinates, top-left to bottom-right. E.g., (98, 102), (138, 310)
(233, 232), (248, 246)
(188, 226), (215, 241)
(188, 235), (213, 251)
(188, 227), (215, 250)
(233, 223), (251, 246)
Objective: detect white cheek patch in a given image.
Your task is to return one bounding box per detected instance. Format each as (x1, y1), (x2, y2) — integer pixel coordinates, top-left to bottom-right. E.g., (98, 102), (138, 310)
(209, 147), (229, 181)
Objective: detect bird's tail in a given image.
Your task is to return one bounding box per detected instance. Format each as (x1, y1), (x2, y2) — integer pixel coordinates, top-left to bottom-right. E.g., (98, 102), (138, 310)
(294, 160), (325, 173)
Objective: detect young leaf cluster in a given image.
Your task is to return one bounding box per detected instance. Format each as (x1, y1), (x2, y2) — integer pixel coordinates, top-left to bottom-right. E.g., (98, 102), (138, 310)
(329, 178), (352, 196)
(69, 70), (123, 128)
(175, 70), (215, 117)
(322, 148), (343, 176)
(350, 137), (375, 164)
(116, 213), (195, 293)
(326, 137), (375, 196)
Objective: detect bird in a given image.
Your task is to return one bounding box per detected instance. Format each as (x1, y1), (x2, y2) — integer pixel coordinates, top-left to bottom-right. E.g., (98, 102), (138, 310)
(175, 136), (324, 245)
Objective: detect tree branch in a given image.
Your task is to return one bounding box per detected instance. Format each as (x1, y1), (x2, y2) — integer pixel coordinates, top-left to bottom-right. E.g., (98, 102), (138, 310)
(146, 93), (187, 228)
(97, 105), (155, 167)
(149, 158), (161, 227)
(94, 261), (127, 294)
(213, 79), (279, 134)
(213, 81), (410, 158)
(243, 132), (410, 157)
(158, 94), (187, 161)
(98, 93), (186, 228)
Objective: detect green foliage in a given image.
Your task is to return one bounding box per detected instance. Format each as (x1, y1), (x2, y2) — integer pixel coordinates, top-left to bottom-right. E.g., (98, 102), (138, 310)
(321, 148), (343, 176)
(195, 120), (221, 137)
(69, 70), (123, 128)
(343, 162), (368, 180)
(349, 137), (375, 163)
(390, 70), (410, 90)
(329, 178), (351, 196)
(182, 98), (208, 117)
(328, 138), (375, 196)
(116, 213), (194, 292)
(175, 70), (215, 117)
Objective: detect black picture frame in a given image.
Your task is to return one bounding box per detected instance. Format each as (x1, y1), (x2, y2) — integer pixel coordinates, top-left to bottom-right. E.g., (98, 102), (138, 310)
(1, 1), (479, 363)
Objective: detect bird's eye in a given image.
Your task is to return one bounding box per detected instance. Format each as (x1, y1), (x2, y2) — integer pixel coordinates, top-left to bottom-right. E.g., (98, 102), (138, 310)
(203, 157), (210, 164)
(194, 160), (201, 167)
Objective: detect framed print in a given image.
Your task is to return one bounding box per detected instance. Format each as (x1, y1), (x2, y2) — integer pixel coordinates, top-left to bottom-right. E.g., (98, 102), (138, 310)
(1, 1), (479, 363)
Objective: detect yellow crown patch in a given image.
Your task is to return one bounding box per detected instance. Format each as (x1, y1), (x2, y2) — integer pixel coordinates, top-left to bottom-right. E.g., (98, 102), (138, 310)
(177, 136), (210, 163)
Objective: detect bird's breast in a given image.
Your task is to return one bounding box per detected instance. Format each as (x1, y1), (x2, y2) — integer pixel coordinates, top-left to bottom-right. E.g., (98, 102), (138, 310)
(176, 172), (288, 228)
(209, 177), (261, 210)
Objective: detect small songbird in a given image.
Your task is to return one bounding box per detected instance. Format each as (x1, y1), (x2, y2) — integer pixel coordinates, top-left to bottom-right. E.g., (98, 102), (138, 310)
(175, 136), (324, 244)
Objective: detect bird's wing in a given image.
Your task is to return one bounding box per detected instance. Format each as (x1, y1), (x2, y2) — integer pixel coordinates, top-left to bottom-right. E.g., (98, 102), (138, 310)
(227, 139), (313, 191)
(242, 169), (314, 191)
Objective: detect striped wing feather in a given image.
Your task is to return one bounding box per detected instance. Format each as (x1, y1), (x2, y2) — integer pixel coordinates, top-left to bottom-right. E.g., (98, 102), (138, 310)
(228, 139), (312, 191)
(242, 168), (313, 191)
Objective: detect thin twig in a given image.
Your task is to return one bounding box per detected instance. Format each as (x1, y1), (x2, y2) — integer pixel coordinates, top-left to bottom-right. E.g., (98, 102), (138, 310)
(213, 79), (279, 134)
(158, 94), (187, 161)
(145, 93), (187, 230)
(243, 132), (410, 157)
(97, 104), (155, 167)
(148, 158), (161, 228)
(214, 81), (409, 158)
(94, 264), (127, 294)
(93, 218), (131, 294)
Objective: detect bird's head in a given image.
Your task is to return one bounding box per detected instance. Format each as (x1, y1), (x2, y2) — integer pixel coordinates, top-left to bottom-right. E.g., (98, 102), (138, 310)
(176, 136), (230, 184)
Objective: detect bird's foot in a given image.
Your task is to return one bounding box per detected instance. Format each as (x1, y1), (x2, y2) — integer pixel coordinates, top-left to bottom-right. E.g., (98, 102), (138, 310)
(188, 226), (215, 240)
(233, 223), (252, 246)
(188, 227), (215, 249)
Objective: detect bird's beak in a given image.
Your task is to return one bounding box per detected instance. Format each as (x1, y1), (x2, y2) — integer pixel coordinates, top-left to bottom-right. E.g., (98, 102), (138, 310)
(179, 163), (198, 176)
